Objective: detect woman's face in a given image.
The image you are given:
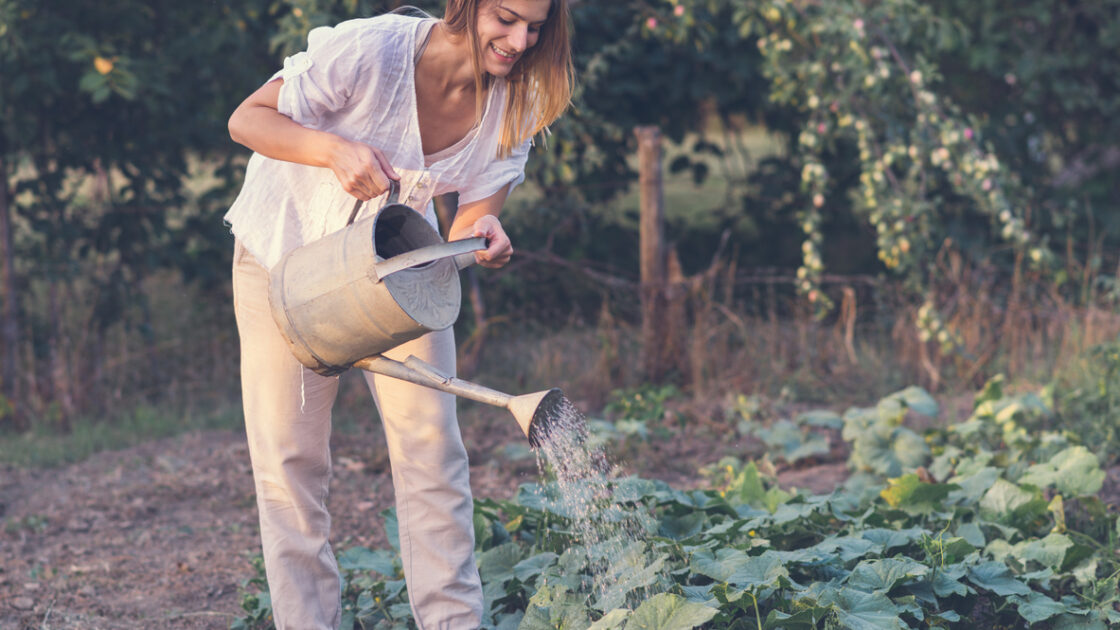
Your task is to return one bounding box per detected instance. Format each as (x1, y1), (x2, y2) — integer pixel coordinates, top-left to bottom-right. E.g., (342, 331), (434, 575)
(475, 0), (551, 77)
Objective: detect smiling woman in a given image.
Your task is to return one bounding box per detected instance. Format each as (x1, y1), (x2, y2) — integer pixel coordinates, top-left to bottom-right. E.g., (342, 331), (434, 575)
(221, 1), (573, 629)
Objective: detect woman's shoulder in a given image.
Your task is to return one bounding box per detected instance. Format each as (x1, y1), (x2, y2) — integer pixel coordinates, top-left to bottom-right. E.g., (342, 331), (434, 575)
(301, 13), (428, 68)
(328, 12), (430, 40)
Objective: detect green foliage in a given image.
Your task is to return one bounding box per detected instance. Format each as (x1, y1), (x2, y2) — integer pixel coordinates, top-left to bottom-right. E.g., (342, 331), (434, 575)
(235, 380), (1120, 630)
(1050, 337), (1120, 464)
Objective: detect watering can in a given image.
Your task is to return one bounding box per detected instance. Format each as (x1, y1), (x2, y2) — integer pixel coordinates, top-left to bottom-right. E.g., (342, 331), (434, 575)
(268, 181), (567, 446)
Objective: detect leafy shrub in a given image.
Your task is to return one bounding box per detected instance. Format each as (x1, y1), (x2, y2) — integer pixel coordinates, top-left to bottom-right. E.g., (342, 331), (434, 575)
(1049, 337), (1120, 465)
(236, 382), (1120, 630)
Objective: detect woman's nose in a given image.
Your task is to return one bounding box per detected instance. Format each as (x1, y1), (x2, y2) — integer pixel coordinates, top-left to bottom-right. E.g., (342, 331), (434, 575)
(509, 25), (528, 51)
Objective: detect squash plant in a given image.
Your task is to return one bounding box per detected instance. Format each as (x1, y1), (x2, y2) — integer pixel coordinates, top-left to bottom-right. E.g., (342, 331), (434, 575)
(235, 379), (1120, 629)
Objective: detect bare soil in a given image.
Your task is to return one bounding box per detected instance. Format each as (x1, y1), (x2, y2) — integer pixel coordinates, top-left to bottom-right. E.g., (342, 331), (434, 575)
(2, 410), (1117, 629)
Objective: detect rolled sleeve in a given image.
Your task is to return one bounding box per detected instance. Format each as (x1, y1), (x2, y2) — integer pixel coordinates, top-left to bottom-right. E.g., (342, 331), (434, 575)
(274, 23), (364, 128)
(458, 138), (532, 205)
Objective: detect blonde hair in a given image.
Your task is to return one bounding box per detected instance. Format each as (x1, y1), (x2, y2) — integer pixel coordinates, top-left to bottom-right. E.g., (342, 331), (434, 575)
(442, 0), (574, 158)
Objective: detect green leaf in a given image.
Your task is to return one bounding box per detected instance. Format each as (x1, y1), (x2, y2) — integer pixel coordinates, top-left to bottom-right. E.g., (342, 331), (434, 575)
(520, 584), (591, 630)
(589, 609), (630, 630)
(846, 558), (930, 593)
(860, 527), (926, 551)
(1010, 533), (1074, 571)
(478, 543), (523, 584)
(658, 512), (706, 540)
(623, 593), (718, 630)
(811, 535), (881, 563)
(879, 474), (955, 515)
(980, 479), (1043, 523)
(967, 561), (1032, 596)
(1009, 591), (1068, 624)
(1017, 446), (1105, 497)
(930, 566), (971, 598)
(796, 409), (844, 429)
(689, 547), (749, 583)
(514, 552), (559, 583)
(762, 608), (821, 629)
(828, 588), (905, 629)
(893, 386), (940, 417)
(382, 508), (400, 552)
(1051, 613), (1109, 629)
(336, 546), (397, 576)
(948, 467), (1001, 504)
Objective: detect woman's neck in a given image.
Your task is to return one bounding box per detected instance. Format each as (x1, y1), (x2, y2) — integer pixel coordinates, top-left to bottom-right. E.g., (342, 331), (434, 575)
(419, 23), (479, 97)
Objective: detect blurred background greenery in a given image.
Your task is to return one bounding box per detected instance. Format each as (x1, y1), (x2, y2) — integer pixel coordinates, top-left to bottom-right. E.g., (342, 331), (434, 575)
(0, 0), (1117, 462)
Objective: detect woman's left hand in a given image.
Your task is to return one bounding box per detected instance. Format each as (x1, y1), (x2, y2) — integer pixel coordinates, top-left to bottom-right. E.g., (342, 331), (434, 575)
(472, 215), (513, 268)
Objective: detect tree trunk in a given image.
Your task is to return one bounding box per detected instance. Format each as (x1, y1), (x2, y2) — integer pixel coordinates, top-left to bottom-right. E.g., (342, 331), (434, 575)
(0, 152), (21, 427)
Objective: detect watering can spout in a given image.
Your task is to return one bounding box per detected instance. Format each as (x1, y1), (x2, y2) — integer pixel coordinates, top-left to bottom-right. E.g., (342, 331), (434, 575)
(509, 388), (566, 448)
(352, 356), (582, 447)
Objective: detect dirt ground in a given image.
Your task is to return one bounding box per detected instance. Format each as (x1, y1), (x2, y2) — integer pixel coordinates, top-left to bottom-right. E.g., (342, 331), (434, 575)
(2, 409), (1116, 629)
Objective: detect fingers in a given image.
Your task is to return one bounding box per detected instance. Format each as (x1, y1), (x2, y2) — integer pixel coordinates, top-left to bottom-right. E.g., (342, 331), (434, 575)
(329, 140), (400, 201)
(472, 215), (513, 268)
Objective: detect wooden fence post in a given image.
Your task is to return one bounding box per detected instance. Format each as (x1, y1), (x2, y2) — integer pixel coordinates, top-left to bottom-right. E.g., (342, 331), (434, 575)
(635, 126), (668, 383)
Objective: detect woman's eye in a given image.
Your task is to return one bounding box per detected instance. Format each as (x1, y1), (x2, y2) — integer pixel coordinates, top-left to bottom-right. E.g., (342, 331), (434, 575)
(498, 17), (514, 25)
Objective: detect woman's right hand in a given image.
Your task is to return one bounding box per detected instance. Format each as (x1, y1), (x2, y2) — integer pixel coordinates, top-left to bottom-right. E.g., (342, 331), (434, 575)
(327, 138), (400, 201)
(228, 79), (400, 200)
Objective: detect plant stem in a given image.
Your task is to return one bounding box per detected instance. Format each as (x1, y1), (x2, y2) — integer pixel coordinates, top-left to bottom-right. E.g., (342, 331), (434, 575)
(750, 591), (762, 630)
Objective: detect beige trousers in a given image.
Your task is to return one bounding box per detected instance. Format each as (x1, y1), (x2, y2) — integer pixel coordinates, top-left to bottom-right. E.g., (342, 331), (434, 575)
(232, 240), (482, 630)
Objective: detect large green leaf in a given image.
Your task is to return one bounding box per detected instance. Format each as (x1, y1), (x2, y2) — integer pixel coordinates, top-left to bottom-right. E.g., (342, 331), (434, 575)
(880, 474), (956, 515)
(979, 479), (1045, 524)
(515, 553), (559, 583)
(846, 558), (930, 593)
(811, 535), (881, 563)
(520, 584), (591, 630)
(967, 561), (1032, 596)
(762, 608), (822, 629)
(1017, 447), (1105, 497)
(623, 593), (718, 630)
(1009, 591), (1069, 624)
(826, 588), (904, 629)
(1010, 533), (1074, 571)
(859, 527), (927, 551)
(479, 543), (524, 585)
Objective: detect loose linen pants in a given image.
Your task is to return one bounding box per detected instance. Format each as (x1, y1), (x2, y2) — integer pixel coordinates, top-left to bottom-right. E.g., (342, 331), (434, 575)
(232, 240), (483, 630)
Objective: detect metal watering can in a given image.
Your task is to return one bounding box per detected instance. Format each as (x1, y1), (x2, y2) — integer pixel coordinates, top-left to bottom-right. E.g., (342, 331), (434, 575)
(268, 181), (565, 446)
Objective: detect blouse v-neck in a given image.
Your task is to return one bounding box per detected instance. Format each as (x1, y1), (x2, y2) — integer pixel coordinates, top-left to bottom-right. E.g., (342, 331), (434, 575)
(411, 18), (487, 168)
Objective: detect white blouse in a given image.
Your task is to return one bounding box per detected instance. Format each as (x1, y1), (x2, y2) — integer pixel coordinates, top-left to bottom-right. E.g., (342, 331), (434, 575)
(224, 14), (532, 269)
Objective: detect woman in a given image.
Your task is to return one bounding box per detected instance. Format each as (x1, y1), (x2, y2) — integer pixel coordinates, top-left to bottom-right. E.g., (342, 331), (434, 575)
(223, 1), (572, 627)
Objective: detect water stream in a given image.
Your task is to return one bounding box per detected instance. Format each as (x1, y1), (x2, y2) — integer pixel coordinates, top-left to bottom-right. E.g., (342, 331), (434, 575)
(530, 396), (671, 612)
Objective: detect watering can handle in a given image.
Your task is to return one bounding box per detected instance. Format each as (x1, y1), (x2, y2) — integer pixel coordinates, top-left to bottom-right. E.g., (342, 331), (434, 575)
(373, 236), (488, 280)
(346, 180), (401, 226)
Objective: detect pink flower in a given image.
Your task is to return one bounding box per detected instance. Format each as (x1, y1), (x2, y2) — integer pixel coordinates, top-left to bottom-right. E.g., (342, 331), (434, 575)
(674, 5), (685, 16)
(817, 123), (827, 133)
(646, 16), (658, 30)
(964, 128), (974, 140)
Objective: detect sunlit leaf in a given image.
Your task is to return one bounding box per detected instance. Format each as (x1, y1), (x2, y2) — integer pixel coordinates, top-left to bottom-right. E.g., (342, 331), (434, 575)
(624, 593), (718, 630)
(1017, 447), (1105, 497)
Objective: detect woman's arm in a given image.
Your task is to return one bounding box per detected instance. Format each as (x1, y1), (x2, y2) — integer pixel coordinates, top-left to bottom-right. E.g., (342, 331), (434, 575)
(449, 185), (515, 269)
(228, 78), (399, 200)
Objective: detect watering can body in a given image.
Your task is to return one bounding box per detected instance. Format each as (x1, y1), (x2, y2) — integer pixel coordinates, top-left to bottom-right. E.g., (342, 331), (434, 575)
(268, 185), (483, 376)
